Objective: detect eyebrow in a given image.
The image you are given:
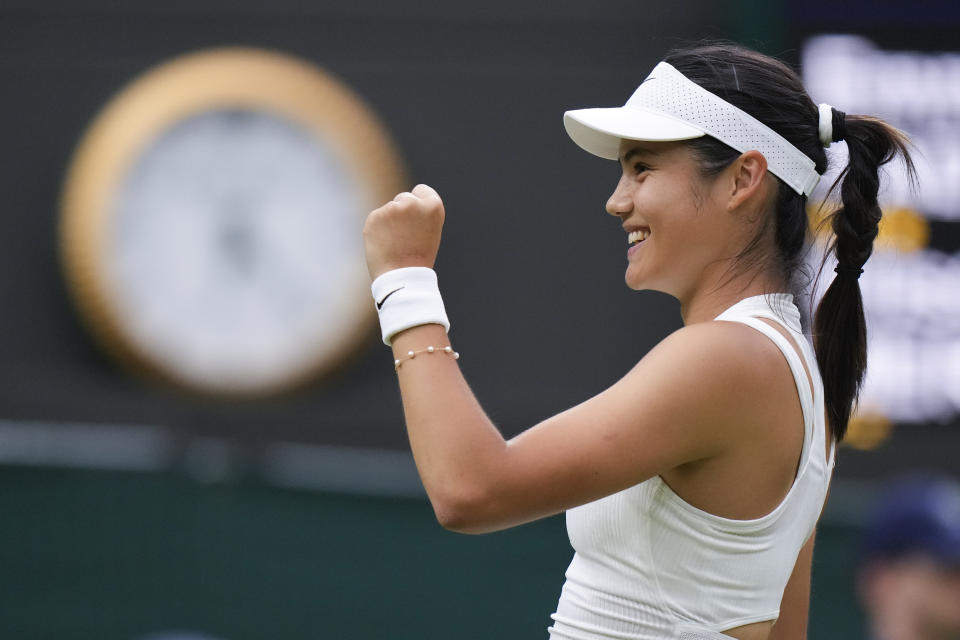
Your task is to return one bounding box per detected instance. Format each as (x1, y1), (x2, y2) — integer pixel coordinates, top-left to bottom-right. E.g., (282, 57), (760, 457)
(619, 146), (662, 165)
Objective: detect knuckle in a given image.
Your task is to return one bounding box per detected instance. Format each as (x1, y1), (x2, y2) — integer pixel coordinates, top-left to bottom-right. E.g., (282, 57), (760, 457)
(365, 206), (390, 228)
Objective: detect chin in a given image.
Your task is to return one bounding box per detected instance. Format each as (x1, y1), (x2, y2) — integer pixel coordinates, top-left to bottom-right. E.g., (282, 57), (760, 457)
(624, 269), (646, 291)
(625, 275), (655, 292)
(625, 269), (673, 296)
(624, 265), (654, 291)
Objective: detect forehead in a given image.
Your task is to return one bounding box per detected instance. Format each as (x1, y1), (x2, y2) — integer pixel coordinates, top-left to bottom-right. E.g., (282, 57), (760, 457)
(617, 139), (689, 163)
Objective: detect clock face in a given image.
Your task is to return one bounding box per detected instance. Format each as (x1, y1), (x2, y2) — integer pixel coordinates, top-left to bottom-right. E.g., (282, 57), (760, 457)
(60, 48), (407, 395)
(109, 109), (365, 392)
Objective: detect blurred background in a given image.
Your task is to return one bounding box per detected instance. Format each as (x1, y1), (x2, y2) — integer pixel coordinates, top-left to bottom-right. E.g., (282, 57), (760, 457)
(1, 0), (958, 638)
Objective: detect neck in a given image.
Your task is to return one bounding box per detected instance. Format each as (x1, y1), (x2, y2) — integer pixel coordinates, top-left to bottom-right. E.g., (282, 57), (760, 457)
(677, 267), (788, 325)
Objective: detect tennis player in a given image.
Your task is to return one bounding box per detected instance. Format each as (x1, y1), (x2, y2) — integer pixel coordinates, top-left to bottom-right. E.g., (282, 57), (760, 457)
(362, 42), (915, 640)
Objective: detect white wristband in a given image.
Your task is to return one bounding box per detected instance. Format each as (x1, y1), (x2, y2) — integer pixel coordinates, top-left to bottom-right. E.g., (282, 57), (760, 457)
(371, 267), (450, 345)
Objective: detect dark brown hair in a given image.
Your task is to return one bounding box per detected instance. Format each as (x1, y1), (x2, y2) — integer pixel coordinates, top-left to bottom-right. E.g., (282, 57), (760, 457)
(663, 42), (915, 441)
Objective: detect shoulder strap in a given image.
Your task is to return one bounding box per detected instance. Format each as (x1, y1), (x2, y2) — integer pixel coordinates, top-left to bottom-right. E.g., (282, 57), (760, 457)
(718, 316), (815, 468)
(744, 311), (836, 471)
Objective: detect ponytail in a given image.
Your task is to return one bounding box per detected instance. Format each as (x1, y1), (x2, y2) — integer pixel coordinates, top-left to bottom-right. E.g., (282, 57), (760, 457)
(813, 115), (916, 441)
(661, 42), (918, 441)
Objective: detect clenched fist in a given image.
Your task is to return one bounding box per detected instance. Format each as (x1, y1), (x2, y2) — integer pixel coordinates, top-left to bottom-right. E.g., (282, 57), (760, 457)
(363, 184), (445, 280)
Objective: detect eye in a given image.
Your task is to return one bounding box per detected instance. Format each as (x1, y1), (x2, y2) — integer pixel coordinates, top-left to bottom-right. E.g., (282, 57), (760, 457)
(633, 162), (650, 176)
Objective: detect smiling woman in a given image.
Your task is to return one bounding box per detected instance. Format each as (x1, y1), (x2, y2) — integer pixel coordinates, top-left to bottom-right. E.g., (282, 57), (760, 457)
(604, 139), (771, 300)
(361, 41), (915, 640)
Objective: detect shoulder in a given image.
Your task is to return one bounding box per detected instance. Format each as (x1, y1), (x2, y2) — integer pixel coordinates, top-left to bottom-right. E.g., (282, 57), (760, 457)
(639, 319), (788, 385)
(621, 319), (797, 447)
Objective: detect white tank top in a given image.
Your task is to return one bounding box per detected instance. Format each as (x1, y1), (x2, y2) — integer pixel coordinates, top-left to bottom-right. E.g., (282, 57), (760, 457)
(549, 293), (835, 640)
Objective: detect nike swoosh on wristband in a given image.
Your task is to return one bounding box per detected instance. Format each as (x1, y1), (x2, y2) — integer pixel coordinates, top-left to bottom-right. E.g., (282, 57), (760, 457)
(376, 287), (404, 310)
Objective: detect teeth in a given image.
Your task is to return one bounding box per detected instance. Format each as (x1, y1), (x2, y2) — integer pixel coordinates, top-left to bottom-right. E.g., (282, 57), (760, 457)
(628, 229), (650, 245)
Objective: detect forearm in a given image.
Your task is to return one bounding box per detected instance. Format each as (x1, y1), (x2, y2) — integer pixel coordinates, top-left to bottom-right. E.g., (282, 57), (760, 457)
(364, 188), (524, 531)
(391, 323), (508, 529)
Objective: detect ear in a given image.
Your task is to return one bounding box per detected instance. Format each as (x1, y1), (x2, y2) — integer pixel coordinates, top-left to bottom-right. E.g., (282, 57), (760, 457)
(725, 150), (769, 211)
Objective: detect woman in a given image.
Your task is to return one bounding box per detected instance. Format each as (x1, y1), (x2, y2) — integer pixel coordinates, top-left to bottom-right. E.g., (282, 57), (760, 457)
(362, 43), (914, 640)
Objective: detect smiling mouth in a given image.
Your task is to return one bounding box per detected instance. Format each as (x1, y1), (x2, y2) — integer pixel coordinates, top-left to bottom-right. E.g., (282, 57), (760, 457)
(627, 229), (650, 245)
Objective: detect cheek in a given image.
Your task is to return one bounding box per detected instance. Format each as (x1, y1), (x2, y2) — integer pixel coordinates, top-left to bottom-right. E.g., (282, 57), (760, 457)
(671, 192), (732, 254)
(655, 199), (709, 250)
(646, 185), (695, 229)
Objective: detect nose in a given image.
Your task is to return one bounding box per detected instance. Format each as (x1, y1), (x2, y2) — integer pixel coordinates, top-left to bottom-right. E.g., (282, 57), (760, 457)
(606, 174), (632, 218)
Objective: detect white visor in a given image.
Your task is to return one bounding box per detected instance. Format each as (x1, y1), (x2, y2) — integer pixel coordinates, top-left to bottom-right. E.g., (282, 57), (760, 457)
(564, 61), (821, 196)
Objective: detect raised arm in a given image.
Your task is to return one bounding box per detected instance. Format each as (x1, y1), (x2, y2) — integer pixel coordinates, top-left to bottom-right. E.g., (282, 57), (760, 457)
(363, 185), (794, 534)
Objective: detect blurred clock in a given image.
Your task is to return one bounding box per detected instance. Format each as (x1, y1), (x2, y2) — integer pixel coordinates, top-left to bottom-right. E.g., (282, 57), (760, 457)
(60, 48), (406, 396)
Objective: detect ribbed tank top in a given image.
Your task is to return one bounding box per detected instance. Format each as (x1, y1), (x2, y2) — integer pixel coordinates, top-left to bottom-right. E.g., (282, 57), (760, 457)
(549, 293), (835, 640)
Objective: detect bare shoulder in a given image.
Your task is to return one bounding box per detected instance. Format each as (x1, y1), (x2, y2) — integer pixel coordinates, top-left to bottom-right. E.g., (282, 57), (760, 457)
(635, 319), (790, 387)
(625, 319), (800, 444)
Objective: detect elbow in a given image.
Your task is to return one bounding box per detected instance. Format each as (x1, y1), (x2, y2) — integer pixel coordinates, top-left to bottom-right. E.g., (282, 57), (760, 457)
(433, 503), (476, 533)
(428, 484), (500, 534)
(434, 504), (487, 534)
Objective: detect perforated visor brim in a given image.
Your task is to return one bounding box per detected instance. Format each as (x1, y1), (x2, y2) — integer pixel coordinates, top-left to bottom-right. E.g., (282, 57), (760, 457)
(564, 107), (706, 161)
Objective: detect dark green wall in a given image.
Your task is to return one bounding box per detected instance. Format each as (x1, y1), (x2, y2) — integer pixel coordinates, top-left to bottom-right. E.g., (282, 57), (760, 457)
(0, 467), (864, 639)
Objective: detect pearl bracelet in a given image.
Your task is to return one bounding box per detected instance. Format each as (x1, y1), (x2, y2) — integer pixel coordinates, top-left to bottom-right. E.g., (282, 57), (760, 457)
(394, 345), (460, 371)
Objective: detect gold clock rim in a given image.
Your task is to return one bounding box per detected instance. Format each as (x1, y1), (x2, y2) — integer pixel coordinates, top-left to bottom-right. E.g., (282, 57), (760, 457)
(60, 47), (408, 397)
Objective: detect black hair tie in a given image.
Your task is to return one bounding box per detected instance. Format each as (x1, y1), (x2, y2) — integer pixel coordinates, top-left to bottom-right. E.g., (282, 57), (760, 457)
(831, 107), (847, 143)
(834, 264), (863, 279)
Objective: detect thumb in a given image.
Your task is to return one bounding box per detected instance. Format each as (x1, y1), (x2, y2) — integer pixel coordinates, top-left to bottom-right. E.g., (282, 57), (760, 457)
(411, 183), (441, 200)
